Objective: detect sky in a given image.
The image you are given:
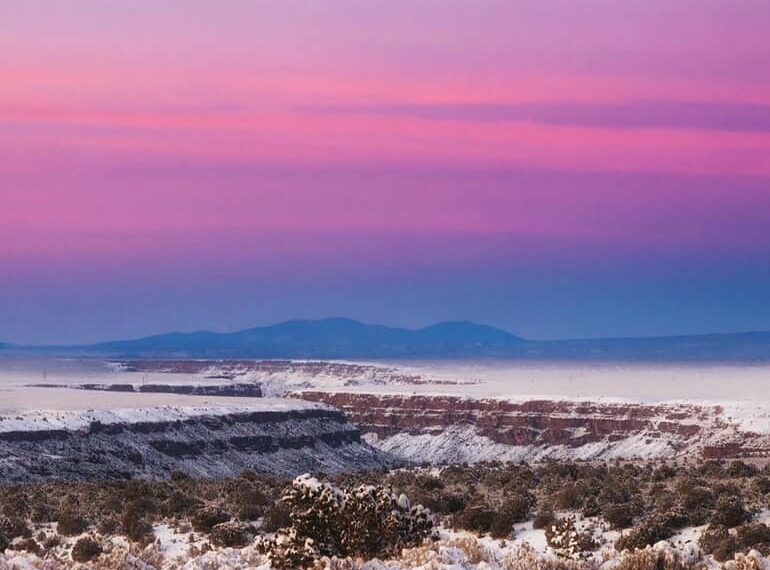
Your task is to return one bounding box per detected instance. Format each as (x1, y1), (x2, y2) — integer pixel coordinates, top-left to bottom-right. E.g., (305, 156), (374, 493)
(2, 0), (770, 344)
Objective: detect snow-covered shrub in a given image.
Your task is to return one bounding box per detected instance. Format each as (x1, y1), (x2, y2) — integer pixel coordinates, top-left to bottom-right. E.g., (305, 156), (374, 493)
(615, 516), (677, 552)
(257, 474), (434, 569)
(545, 516), (596, 560)
(256, 526), (318, 570)
(0, 532), (8, 554)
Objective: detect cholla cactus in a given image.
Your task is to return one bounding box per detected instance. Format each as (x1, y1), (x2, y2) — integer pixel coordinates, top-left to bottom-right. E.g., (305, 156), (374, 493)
(258, 474), (434, 568)
(545, 516), (596, 560)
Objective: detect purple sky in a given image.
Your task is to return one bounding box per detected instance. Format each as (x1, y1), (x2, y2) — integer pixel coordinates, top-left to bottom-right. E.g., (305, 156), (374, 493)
(2, 0), (770, 344)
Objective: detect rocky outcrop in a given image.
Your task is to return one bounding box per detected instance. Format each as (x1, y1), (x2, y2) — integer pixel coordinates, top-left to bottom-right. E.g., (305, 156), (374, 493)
(0, 406), (389, 484)
(291, 391), (768, 462)
(27, 382), (264, 397)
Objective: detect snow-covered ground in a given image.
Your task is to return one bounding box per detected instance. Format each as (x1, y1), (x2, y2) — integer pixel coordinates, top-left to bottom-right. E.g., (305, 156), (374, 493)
(5, 357), (770, 406)
(2, 521), (767, 569)
(0, 397), (326, 433)
(283, 359), (770, 405)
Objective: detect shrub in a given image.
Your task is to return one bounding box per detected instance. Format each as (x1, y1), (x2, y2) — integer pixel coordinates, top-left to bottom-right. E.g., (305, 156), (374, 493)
(455, 507), (496, 534)
(603, 503), (635, 530)
(487, 494), (532, 538)
(121, 503), (154, 542)
(43, 534), (61, 549)
(57, 508), (88, 536)
(581, 495), (601, 518)
(728, 460), (759, 478)
(678, 485), (715, 526)
(262, 502), (291, 533)
(97, 515), (120, 535)
(223, 479), (270, 521)
(165, 490), (203, 516)
(710, 495), (750, 528)
(12, 538), (40, 555)
(0, 532), (7, 553)
(651, 463), (677, 482)
(210, 521), (254, 548)
(555, 483), (584, 510)
(490, 512), (515, 539)
(240, 469), (259, 482)
(0, 492), (29, 519)
(533, 505), (557, 530)
(755, 477), (770, 495)
(699, 524), (737, 562)
(170, 470), (189, 482)
(0, 516), (31, 539)
(191, 506), (231, 533)
(503, 493), (534, 522)
(736, 522), (770, 554)
(257, 474), (434, 568)
(71, 536), (102, 562)
(615, 516), (676, 552)
(426, 491), (468, 515)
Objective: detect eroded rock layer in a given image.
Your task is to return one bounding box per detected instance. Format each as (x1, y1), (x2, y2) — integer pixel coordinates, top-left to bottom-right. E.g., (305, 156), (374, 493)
(292, 392), (769, 462)
(0, 407), (387, 483)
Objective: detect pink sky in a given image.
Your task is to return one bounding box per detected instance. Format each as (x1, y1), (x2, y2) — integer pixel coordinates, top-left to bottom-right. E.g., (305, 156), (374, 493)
(2, 0), (770, 343)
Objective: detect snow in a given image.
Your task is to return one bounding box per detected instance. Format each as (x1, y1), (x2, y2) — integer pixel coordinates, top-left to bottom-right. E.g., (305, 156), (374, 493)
(5, 357), (770, 468)
(3, 518), (770, 569)
(0, 397), (327, 433)
(364, 424), (680, 464)
(6, 358), (770, 408)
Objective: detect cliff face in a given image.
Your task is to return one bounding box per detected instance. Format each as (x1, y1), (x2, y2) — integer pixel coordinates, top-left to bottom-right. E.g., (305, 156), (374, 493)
(0, 406), (388, 483)
(291, 392), (770, 463)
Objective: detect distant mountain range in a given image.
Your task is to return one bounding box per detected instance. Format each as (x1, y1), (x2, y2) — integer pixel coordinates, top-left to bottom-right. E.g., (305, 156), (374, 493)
(2, 318), (770, 361)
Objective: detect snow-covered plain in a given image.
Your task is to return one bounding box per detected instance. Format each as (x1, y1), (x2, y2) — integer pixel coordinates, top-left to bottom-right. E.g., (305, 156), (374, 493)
(291, 359), (770, 405)
(5, 357), (770, 405)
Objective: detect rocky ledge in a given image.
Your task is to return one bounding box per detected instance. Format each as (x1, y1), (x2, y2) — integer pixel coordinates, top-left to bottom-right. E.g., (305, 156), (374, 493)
(292, 392), (770, 462)
(27, 382), (264, 397)
(0, 403), (389, 484)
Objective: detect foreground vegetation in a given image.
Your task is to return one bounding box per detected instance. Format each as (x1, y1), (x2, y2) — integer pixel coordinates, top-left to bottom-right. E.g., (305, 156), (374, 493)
(3, 459), (770, 568)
